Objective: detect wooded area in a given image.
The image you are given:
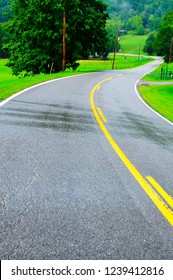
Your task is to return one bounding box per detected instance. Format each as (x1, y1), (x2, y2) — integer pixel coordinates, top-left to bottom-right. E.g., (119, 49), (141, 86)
(105, 0), (173, 32)
(1, 0), (108, 74)
(1, 0), (173, 29)
(0, 0), (173, 73)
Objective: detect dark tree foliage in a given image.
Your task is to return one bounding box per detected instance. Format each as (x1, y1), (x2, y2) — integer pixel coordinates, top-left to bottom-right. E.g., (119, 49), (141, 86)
(0, 0), (11, 21)
(154, 10), (173, 62)
(0, 22), (9, 57)
(143, 33), (156, 55)
(4, 0), (108, 75)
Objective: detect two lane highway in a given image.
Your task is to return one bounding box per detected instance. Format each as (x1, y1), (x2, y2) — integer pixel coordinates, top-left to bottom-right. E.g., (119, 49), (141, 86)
(0, 58), (173, 259)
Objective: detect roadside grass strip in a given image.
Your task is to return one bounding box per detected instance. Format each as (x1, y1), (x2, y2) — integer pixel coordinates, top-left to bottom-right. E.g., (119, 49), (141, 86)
(0, 56), (153, 102)
(139, 84), (173, 122)
(0, 55), (152, 102)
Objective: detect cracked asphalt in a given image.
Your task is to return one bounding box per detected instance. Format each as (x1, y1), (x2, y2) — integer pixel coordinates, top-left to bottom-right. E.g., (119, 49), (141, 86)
(0, 57), (173, 260)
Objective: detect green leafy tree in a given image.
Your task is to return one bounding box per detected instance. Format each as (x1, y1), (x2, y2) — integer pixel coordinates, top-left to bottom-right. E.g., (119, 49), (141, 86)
(0, 0), (11, 22)
(154, 10), (173, 62)
(143, 33), (156, 55)
(106, 15), (122, 52)
(104, 0), (173, 35)
(130, 15), (145, 35)
(4, 0), (108, 75)
(0, 0), (11, 57)
(0, 22), (3, 56)
(0, 22), (9, 57)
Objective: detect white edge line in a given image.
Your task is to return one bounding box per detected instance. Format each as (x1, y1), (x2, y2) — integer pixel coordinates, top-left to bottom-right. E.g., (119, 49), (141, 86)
(0, 72), (94, 108)
(134, 63), (173, 127)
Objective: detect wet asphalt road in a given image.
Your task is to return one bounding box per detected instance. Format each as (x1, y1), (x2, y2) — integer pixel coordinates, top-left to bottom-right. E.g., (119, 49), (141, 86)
(0, 58), (173, 260)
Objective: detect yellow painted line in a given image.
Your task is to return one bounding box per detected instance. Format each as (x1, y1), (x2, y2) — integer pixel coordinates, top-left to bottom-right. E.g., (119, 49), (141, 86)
(90, 75), (173, 226)
(146, 176), (173, 209)
(97, 107), (107, 123)
(97, 85), (101, 90)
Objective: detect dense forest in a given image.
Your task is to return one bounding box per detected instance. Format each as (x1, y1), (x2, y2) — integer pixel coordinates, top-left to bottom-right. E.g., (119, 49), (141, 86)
(105, 0), (173, 33)
(1, 0), (173, 27)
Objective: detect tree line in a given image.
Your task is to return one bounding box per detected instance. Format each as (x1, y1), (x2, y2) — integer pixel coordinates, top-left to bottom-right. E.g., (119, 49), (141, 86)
(0, 0), (173, 75)
(105, 0), (173, 35)
(143, 10), (173, 62)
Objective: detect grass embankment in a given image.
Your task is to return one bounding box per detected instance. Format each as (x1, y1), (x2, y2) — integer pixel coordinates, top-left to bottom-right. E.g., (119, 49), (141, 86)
(139, 84), (173, 122)
(0, 55), (152, 101)
(0, 59), (81, 102)
(139, 62), (173, 122)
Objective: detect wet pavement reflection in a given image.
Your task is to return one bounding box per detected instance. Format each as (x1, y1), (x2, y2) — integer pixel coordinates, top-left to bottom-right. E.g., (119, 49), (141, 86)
(0, 100), (94, 133)
(108, 111), (173, 147)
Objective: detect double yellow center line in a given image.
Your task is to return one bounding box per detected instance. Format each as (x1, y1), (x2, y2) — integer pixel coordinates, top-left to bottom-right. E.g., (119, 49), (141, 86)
(90, 75), (173, 226)
(97, 108), (107, 123)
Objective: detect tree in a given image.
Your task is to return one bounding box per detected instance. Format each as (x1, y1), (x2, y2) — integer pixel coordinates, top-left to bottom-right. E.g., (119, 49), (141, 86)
(143, 33), (156, 55)
(104, 0), (173, 36)
(130, 15), (145, 35)
(0, 0), (12, 22)
(106, 15), (122, 52)
(0, 22), (9, 57)
(0, 22), (3, 56)
(4, 0), (108, 75)
(154, 10), (173, 62)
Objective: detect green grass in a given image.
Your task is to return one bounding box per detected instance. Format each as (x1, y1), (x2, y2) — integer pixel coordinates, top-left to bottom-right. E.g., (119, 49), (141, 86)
(142, 62), (173, 82)
(78, 55), (153, 71)
(118, 34), (148, 55)
(139, 84), (173, 122)
(0, 56), (153, 101)
(138, 61), (173, 123)
(0, 59), (83, 101)
(1, 55), (172, 123)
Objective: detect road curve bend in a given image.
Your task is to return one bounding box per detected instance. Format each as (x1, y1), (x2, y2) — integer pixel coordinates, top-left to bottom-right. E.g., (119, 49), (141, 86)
(1, 57), (173, 260)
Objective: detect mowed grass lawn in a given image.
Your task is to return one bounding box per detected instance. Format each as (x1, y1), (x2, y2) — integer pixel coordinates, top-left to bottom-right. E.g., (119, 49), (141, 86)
(119, 34), (148, 55)
(139, 84), (173, 122)
(0, 56), (152, 101)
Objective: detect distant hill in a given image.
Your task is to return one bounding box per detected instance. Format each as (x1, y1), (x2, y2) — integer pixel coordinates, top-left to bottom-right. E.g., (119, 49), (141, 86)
(104, 0), (173, 33)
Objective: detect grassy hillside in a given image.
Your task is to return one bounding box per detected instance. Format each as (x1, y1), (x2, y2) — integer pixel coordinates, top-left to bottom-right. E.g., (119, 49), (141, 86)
(119, 34), (148, 55)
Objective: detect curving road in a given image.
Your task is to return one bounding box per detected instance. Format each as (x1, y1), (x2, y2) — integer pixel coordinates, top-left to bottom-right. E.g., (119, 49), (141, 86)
(0, 58), (173, 260)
